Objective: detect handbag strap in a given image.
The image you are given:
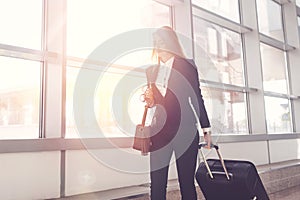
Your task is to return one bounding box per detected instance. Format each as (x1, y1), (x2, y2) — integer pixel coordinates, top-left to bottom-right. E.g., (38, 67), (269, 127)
(141, 105), (148, 127)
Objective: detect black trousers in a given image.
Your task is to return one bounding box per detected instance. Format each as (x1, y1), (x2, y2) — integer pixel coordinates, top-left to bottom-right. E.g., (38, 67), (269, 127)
(150, 134), (199, 200)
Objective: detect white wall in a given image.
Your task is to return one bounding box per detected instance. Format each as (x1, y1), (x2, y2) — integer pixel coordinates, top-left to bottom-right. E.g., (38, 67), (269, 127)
(0, 151), (60, 200)
(65, 149), (179, 196)
(0, 139), (298, 199)
(269, 139), (300, 163)
(63, 139), (300, 196)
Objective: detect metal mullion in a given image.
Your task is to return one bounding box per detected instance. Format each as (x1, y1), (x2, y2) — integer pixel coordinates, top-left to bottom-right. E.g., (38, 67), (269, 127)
(0, 43), (60, 63)
(260, 34), (295, 51)
(0, 43), (44, 62)
(264, 91), (290, 99)
(240, 27), (252, 134)
(200, 79), (257, 93)
(272, 0), (292, 5)
(290, 99), (296, 132)
(170, 4), (175, 29)
(238, 0), (243, 26)
(38, 0), (47, 139)
(61, 0), (67, 140)
(280, 3), (298, 94)
(284, 49), (295, 132)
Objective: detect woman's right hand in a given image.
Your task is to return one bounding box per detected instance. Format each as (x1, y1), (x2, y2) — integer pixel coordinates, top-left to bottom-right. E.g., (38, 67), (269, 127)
(143, 87), (155, 108)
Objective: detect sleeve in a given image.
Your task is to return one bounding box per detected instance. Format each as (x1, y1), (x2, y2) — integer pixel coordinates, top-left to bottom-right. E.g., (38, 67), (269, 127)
(188, 61), (211, 129)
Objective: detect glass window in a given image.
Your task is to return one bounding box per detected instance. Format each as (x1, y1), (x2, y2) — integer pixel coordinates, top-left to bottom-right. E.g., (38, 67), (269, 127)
(192, 0), (240, 23)
(296, 0), (300, 7)
(264, 96), (292, 133)
(66, 53), (152, 138)
(0, 56), (40, 139)
(67, 0), (171, 58)
(66, 66), (80, 138)
(260, 43), (288, 94)
(256, 0), (284, 42)
(193, 17), (244, 86)
(0, 0), (42, 49)
(66, 1), (171, 138)
(202, 87), (248, 134)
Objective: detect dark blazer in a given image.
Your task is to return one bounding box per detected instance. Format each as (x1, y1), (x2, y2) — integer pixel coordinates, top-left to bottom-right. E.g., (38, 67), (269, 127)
(146, 56), (210, 150)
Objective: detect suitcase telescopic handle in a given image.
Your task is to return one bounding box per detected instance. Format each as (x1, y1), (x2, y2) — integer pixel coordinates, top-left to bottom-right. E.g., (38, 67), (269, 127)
(199, 143), (230, 180)
(188, 97), (230, 181)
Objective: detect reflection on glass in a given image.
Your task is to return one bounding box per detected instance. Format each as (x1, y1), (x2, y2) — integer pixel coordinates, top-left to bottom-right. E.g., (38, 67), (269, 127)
(260, 43), (287, 94)
(66, 66), (79, 138)
(67, 0), (170, 58)
(202, 87), (248, 134)
(0, 0), (42, 49)
(193, 17), (244, 86)
(264, 96), (292, 133)
(66, 1), (170, 138)
(95, 68), (146, 138)
(297, 0), (300, 7)
(0, 56), (40, 139)
(256, 0), (284, 41)
(66, 50), (154, 138)
(192, 0), (240, 23)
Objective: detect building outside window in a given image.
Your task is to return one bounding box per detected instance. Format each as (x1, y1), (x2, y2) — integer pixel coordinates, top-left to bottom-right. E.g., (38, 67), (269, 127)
(256, 0), (284, 42)
(192, 0), (240, 23)
(193, 16), (248, 134)
(0, 0), (42, 139)
(264, 96), (292, 133)
(260, 43), (292, 133)
(260, 43), (288, 94)
(0, 57), (41, 139)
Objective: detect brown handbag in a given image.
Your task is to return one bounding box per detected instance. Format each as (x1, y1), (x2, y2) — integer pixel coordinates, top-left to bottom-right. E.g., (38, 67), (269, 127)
(132, 105), (151, 156)
(133, 64), (160, 156)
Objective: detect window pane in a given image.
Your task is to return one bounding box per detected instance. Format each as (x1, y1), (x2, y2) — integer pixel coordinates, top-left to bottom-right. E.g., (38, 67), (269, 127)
(66, 66), (79, 138)
(297, 0), (300, 7)
(0, 56), (40, 139)
(0, 0), (42, 49)
(202, 87), (248, 134)
(193, 18), (244, 86)
(192, 0), (240, 23)
(264, 96), (292, 133)
(67, 0), (171, 58)
(260, 43), (287, 94)
(66, 0), (171, 138)
(66, 59), (149, 138)
(256, 0), (284, 41)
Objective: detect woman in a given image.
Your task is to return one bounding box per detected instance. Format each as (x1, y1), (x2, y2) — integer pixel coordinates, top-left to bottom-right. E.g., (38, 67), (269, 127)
(144, 26), (212, 200)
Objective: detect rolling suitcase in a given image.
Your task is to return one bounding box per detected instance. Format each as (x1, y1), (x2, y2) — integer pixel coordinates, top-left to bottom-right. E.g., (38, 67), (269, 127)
(195, 144), (269, 200)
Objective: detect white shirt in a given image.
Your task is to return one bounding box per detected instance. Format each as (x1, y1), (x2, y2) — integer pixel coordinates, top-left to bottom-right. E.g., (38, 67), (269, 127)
(155, 56), (174, 97)
(145, 57), (174, 126)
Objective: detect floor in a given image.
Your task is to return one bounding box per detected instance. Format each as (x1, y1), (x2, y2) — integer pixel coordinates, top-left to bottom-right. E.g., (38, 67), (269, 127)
(59, 185), (300, 200)
(268, 185), (300, 200)
(114, 185), (300, 200)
